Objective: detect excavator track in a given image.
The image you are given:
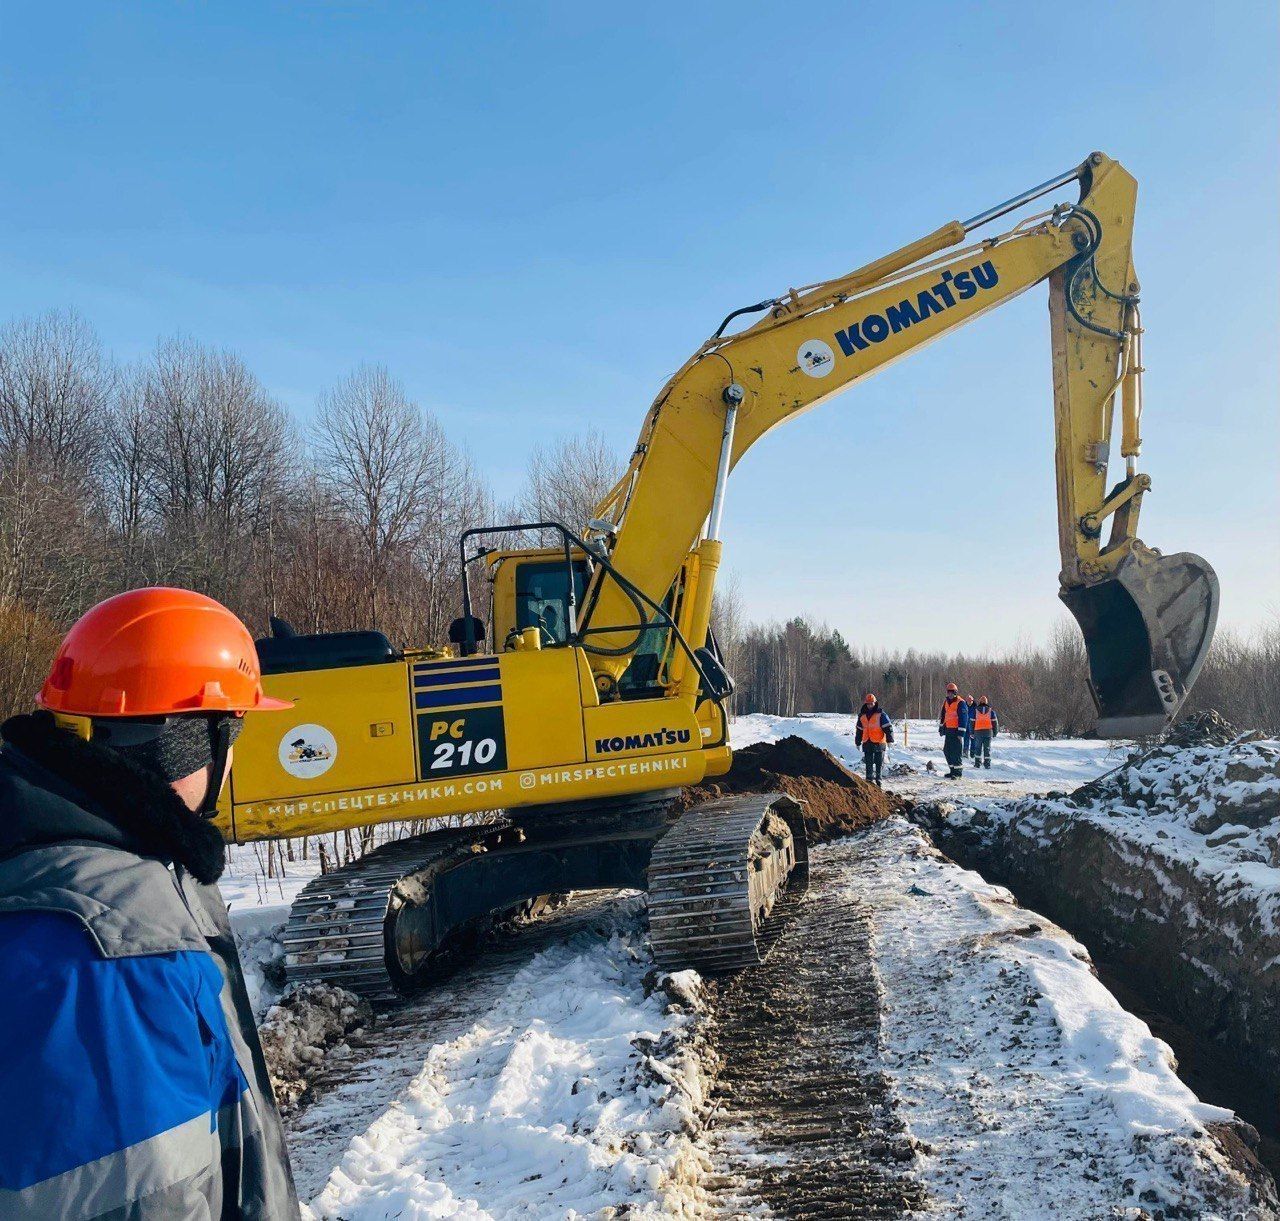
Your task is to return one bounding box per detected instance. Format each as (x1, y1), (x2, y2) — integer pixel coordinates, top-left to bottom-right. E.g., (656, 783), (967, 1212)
(282, 823), (506, 1004)
(283, 793), (809, 1003)
(648, 792), (809, 973)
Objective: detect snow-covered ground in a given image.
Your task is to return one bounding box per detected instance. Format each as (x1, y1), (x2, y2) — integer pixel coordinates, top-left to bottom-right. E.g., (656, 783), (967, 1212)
(292, 895), (713, 1219)
(840, 819), (1260, 1219)
(223, 846), (322, 1015)
(221, 840), (323, 912)
(221, 715), (1275, 1217)
(920, 729), (1280, 1150)
(941, 732), (1280, 937)
(731, 711), (1127, 802)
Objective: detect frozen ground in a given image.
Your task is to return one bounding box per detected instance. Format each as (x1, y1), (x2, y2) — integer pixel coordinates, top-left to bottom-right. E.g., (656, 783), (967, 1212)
(221, 840), (322, 912)
(840, 819), (1263, 1219)
(290, 894), (713, 1219)
(226, 716), (1273, 1217)
(917, 727), (1280, 1166)
(730, 711), (1127, 803)
(937, 732), (1280, 940)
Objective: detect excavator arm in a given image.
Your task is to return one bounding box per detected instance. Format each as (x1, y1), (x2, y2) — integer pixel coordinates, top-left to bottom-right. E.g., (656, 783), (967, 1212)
(580, 152), (1217, 736)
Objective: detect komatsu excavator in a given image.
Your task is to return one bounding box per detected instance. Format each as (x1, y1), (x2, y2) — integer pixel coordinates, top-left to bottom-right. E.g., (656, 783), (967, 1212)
(221, 152), (1218, 1001)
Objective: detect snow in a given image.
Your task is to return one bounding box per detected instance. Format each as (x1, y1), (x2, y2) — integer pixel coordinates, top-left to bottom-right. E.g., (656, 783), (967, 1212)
(223, 843), (322, 1015)
(829, 819), (1251, 1219)
(300, 895), (712, 1220)
(730, 711), (1123, 798)
(221, 841), (323, 913)
(231, 901), (290, 1017)
(944, 734), (1280, 939)
(220, 715), (1271, 1216)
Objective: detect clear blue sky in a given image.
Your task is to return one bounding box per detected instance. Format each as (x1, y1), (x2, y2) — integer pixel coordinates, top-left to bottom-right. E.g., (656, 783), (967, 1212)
(1, 1), (1275, 653)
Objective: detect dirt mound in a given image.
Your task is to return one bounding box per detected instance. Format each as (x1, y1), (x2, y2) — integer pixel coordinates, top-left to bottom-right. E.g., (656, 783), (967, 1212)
(1162, 708), (1243, 749)
(259, 983), (375, 1112)
(681, 735), (907, 844)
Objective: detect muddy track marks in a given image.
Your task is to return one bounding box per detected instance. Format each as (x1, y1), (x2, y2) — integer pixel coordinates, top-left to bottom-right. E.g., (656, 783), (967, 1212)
(705, 858), (926, 1219)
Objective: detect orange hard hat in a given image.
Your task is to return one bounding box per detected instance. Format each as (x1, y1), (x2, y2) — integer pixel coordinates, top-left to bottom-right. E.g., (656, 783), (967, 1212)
(946, 682), (958, 693)
(864, 693), (876, 703)
(39, 588), (292, 717)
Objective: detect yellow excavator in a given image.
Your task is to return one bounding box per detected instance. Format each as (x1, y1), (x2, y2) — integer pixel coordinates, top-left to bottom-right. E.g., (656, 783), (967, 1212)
(220, 151), (1217, 1000)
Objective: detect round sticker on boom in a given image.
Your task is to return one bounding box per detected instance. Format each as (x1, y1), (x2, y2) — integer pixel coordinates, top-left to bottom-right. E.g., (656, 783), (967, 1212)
(797, 338), (835, 378)
(279, 723), (338, 779)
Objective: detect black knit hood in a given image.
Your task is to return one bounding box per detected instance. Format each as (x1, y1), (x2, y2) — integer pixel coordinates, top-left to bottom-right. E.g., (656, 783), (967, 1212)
(0, 711), (226, 884)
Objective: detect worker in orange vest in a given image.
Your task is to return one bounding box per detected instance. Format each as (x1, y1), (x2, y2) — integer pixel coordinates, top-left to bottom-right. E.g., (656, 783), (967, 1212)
(937, 682), (969, 778)
(854, 692), (894, 786)
(971, 696), (999, 768)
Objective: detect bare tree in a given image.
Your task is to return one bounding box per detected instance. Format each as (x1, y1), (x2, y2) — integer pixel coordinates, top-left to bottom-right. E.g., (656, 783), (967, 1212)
(711, 569), (745, 711)
(131, 336), (291, 601)
(0, 311), (114, 660)
(316, 365), (442, 630)
(408, 447), (495, 644)
(101, 364), (151, 581)
(519, 429), (620, 531)
(255, 474), (365, 635)
(0, 309), (113, 475)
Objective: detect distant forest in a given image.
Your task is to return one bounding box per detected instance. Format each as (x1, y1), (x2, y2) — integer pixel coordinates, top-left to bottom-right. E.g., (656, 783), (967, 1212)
(713, 592), (1280, 737)
(1, 307), (1275, 736)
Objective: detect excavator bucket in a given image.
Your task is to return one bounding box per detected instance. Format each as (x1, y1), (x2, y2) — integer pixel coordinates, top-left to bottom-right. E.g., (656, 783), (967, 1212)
(1060, 551), (1219, 739)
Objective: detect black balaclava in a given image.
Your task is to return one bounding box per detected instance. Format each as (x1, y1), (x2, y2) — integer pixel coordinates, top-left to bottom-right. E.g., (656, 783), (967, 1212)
(91, 714), (243, 816)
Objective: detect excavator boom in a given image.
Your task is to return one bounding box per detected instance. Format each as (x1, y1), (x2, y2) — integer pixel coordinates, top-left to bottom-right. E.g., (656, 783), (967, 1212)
(581, 151), (1217, 735)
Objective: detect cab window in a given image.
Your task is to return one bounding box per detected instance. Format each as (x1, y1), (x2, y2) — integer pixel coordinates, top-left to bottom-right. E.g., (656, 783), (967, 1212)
(514, 560), (588, 644)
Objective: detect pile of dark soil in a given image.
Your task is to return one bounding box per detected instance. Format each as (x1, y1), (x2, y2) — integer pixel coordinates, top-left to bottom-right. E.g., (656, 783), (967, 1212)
(1162, 708), (1244, 749)
(682, 735), (908, 844)
(259, 983), (375, 1112)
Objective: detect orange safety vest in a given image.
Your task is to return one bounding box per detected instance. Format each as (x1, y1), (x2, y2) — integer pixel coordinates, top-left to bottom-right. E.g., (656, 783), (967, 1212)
(974, 708), (993, 731)
(942, 698), (962, 729)
(859, 708), (886, 744)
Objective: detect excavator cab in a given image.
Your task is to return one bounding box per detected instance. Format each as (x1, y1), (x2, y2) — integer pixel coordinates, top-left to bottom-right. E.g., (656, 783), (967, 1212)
(1063, 550), (1219, 738)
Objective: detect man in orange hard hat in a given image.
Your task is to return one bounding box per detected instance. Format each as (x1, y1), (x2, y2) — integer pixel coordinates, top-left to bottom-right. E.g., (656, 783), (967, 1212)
(854, 692), (894, 787)
(937, 681), (969, 779)
(0, 588), (300, 1218)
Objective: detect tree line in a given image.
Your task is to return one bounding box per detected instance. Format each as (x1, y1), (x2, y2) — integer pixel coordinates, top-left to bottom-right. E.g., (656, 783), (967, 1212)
(0, 307), (610, 719)
(1, 306), (1275, 740)
(714, 579), (1280, 737)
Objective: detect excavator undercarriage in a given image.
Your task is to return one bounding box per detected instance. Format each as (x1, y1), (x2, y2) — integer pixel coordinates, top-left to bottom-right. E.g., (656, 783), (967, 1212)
(283, 790), (809, 1002)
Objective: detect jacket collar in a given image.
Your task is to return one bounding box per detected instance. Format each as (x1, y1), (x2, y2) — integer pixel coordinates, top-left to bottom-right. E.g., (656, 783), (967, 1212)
(0, 712), (227, 884)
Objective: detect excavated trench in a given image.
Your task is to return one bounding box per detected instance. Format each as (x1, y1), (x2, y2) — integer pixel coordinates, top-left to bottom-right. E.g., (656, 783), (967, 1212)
(907, 822), (1280, 1181)
(909, 716), (1280, 1181)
